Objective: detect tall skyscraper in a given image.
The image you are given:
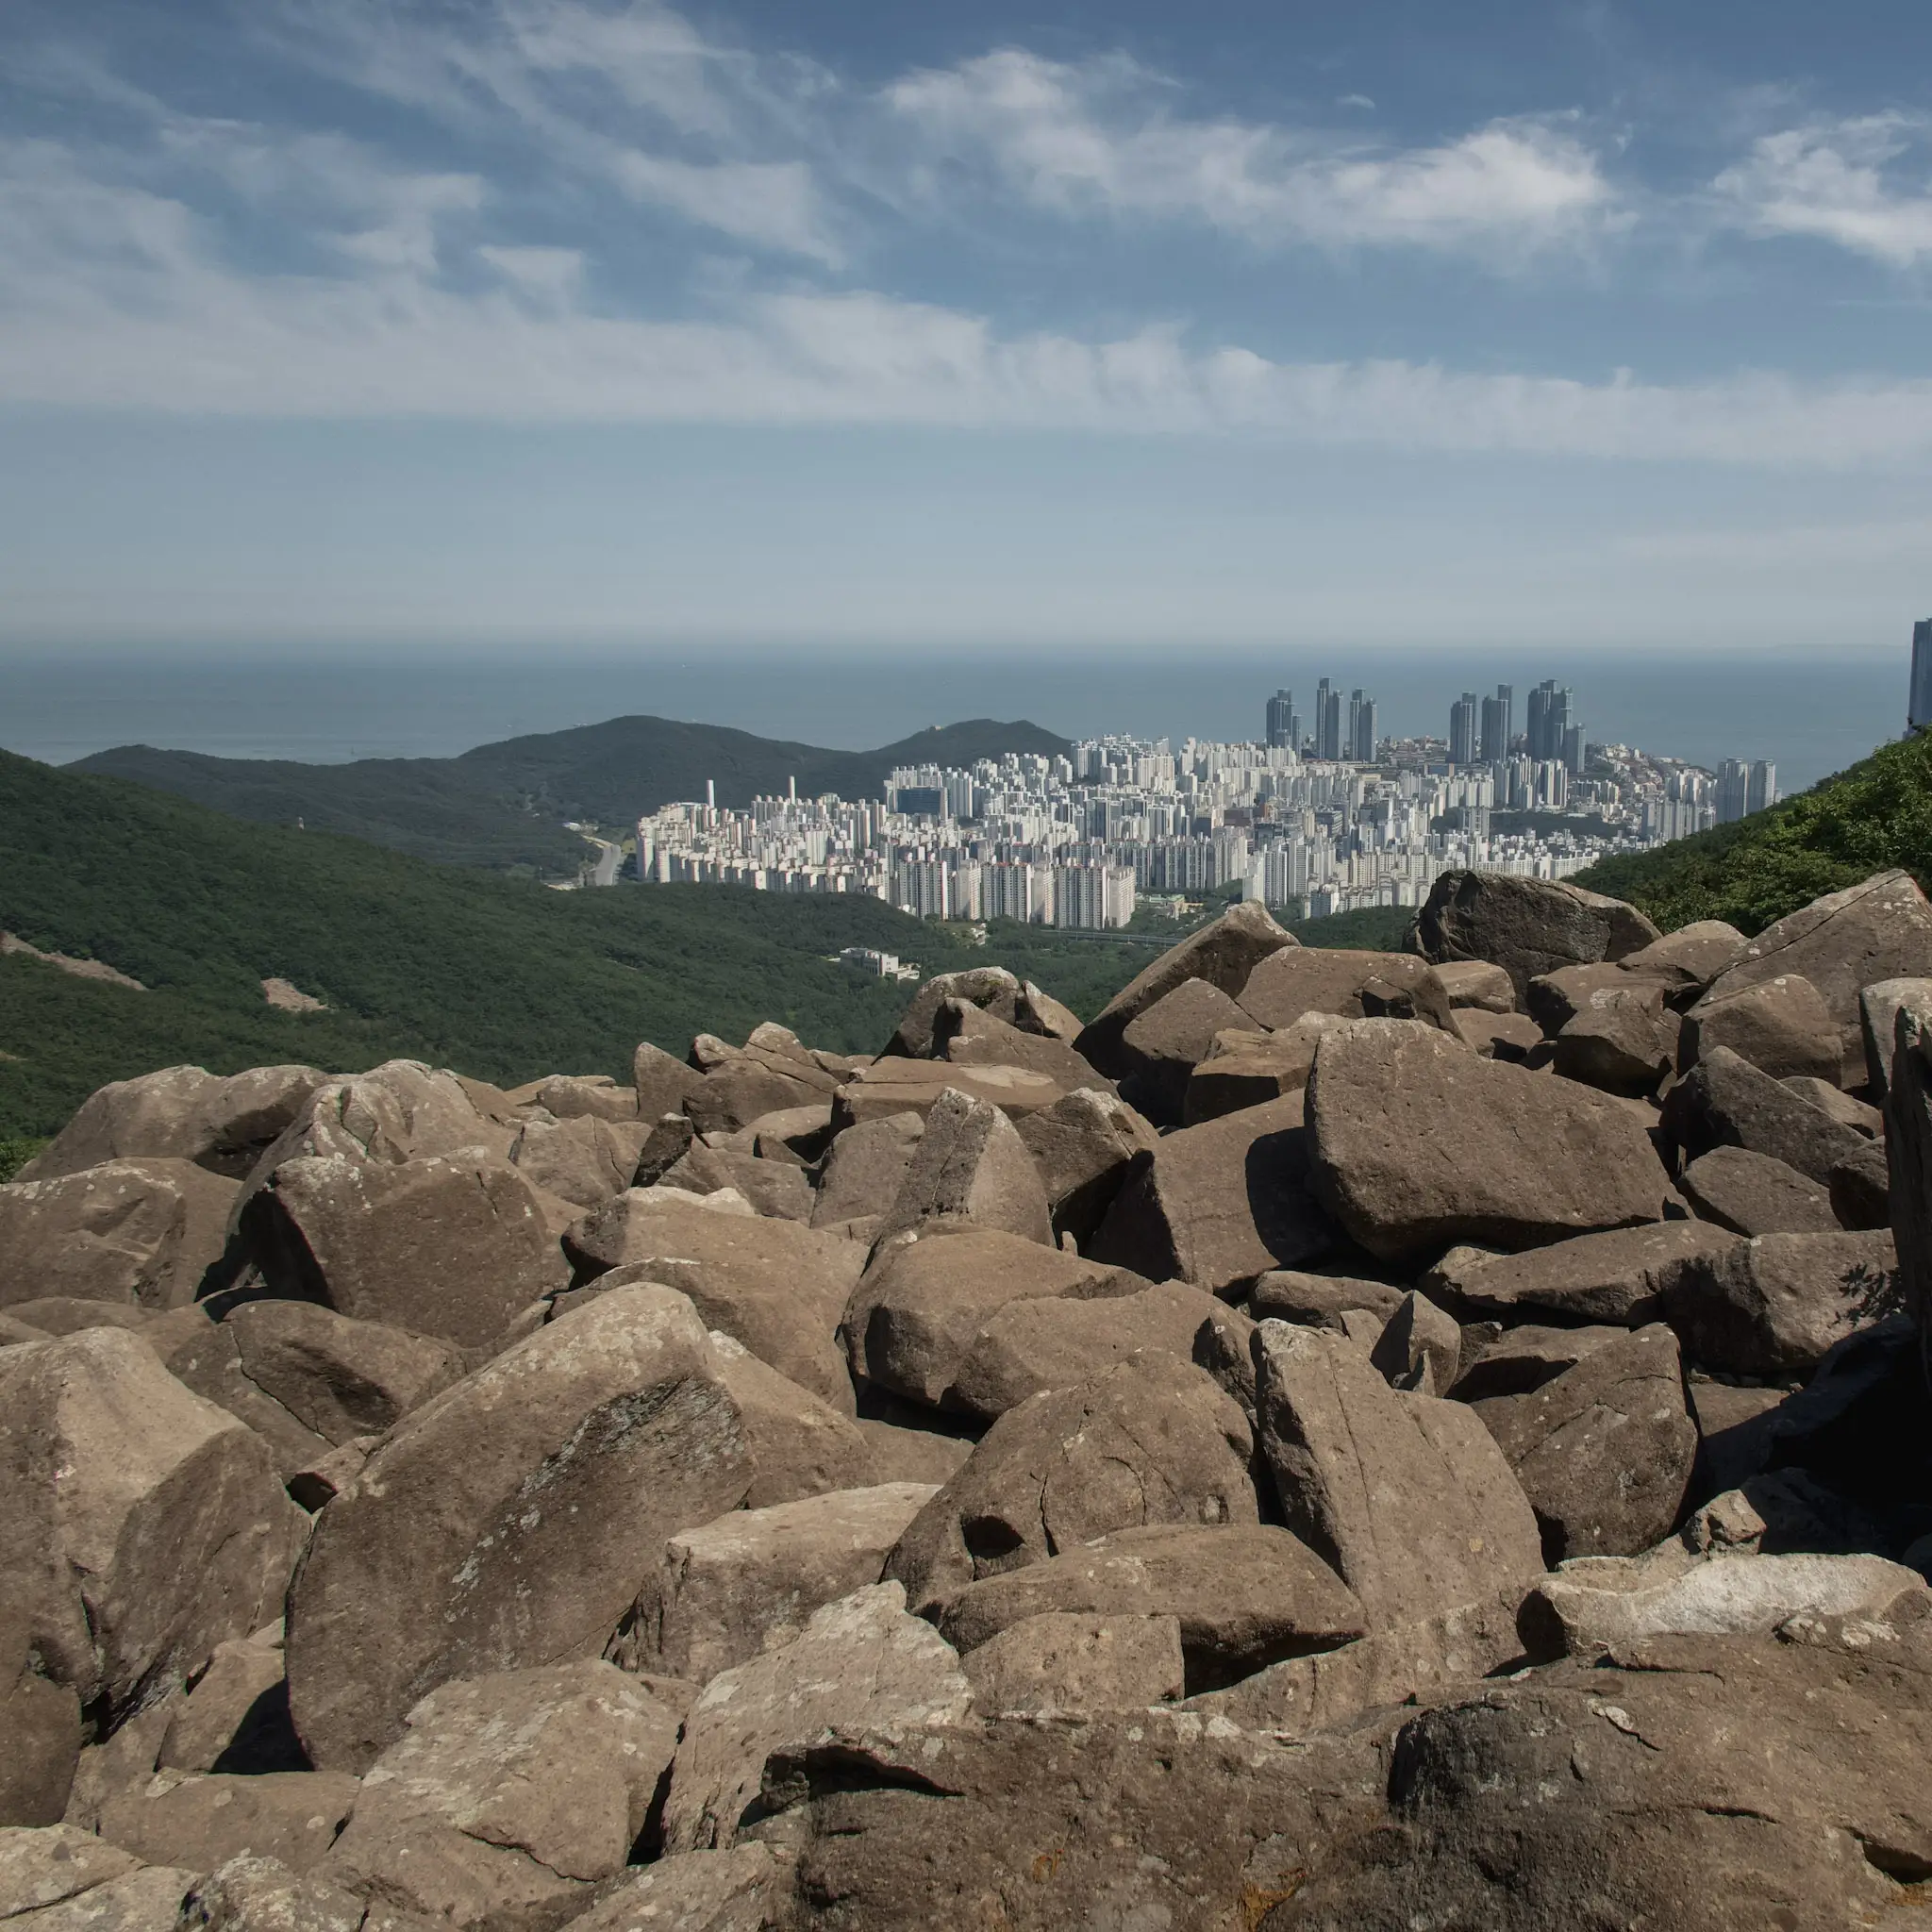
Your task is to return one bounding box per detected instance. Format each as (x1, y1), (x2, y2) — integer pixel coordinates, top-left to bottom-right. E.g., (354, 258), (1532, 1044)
(1716, 759), (1750, 824)
(1913, 621), (1932, 732)
(1348, 690), (1377, 763)
(1479, 684), (1513, 762)
(1449, 692), (1479, 766)
(1748, 761), (1778, 814)
(1562, 724), (1588, 776)
(1315, 679), (1342, 761)
(1265, 689), (1299, 750)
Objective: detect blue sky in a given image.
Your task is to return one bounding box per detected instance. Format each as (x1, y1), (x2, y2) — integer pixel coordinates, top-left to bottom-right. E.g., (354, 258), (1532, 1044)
(4, 0), (1931, 653)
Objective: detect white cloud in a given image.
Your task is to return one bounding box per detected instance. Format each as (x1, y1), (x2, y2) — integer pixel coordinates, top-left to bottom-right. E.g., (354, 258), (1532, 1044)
(1715, 114), (1932, 265)
(608, 154), (841, 263)
(886, 50), (1617, 255)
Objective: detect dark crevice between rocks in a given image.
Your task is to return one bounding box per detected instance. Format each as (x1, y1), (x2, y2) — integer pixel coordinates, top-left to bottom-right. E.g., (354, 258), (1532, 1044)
(743, 1740), (964, 1838)
(210, 1679), (310, 1774)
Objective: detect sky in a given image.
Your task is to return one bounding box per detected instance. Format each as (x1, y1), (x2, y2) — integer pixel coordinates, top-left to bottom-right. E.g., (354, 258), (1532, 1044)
(3, 0), (1931, 655)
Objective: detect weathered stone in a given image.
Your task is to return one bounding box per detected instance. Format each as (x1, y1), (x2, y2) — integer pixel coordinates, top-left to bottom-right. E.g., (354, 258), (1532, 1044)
(156, 1640), (289, 1775)
(175, 1854), (365, 1932)
(1432, 1221), (1740, 1326)
(1421, 959), (1518, 1013)
(552, 1847), (790, 1932)
(1681, 1468), (1893, 1559)
(0, 1609), (80, 1828)
(1863, 975), (1932, 1102)
(1089, 1095), (1338, 1295)
(855, 1416), (974, 1489)
(1666, 1228), (1898, 1376)
(683, 1048), (830, 1139)
(1014, 981), (1084, 1043)
(20, 1066), (326, 1184)
(1366, 1291), (1461, 1393)
(1550, 979), (1679, 1094)
(959, 1613), (1185, 1714)
(937, 1524), (1363, 1690)
(1470, 1323), (1696, 1560)
(1012, 1088), (1160, 1244)
(285, 1287), (756, 1771)
(809, 1112), (923, 1232)
(931, 1001), (1107, 1098)
(508, 1114), (647, 1209)
(828, 1059), (1065, 1127)
(881, 968), (1024, 1060)
(630, 1114), (696, 1189)
(842, 1228), (1141, 1413)
(1687, 1379), (1791, 1496)
(523, 1075), (638, 1124)
(323, 1663), (679, 1925)
(1780, 1077), (1880, 1140)
(871, 1087), (1053, 1248)
(1887, 988), (1932, 1344)
(0, 1824), (194, 1932)
(0, 1329), (300, 1727)
(0, 1161), (239, 1311)
(1412, 870), (1661, 998)
(1619, 919), (1750, 995)
(242, 1155), (566, 1351)
(563, 1189), (863, 1416)
(1253, 1323), (1543, 1633)
(662, 1584), (972, 1854)
(631, 1042), (708, 1124)
(885, 1354), (1257, 1619)
(1525, 962), (1659, 1035)
(1307, 1021), (1670, 1261)
(1235, 948), (1433, 1030)
(1444, 1008), (1543, 1058)
(1113, 978), (1252, 1124)
(1181, 1013), (1345, 1125)
(1682, 972), (1843, 1082)
(1357, 973), (1455, 1028)
(1679, 1144), (1840, 1235)
(1074, 902), (1298, 1078)
(946, 1280), (1254, 1424)
(1830, 1137), (1891, 1230)
(97, 1773), (356, 1876)
(641, 1484), (938, 1682)
(744, 1104), (835, 1167)
(658, 1142), (815, 1223)
(1663, 1041), (1870, 1185)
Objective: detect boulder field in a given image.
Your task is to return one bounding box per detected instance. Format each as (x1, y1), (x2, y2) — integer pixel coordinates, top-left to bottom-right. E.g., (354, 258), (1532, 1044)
(8, 868), (1932, 1928)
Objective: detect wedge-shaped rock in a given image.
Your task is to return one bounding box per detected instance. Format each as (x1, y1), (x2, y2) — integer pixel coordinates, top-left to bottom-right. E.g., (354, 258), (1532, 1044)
(1423, 959), (1518, 1013)
(286, 1286), (755, 1771)
(842, 1228), (1142, 1413)
(98, 1773), (357, 1877)
(1662, 1042), (1869, 1184)
(946, 1280), (1253, 1424)
(242, 1155), (565, 1350)
(1366, 1290), (1461, 1394)
(632, 1041), (708, 1123)
(1862, 976), (1932, 1102)
(0, 1161), (238, 1311)
(1664, 1228), (1897, 1375)
(508, 1113), (647, 1208)
(1088, 1094), (1338, 1294)
(1253, 1322), (1543, 1633)
(323, 1663), (680, 1926)
(1074, 902), (1297, 1078)
(882, 967), (1024, 1060)
(932, 1000), (1107, 1095)
(1113, 978), (1251, 1125)
(1618, 920), (1748, 995)
(564, 1188), (864, 1416)
(682, 1033), (837, 1137)
(1411, 870), (1660, 999)
(1432, 1220), (1740, 1325)
(520, 1074), (639, 1123)
(642, 1483), (938, 1683)
(1237, 948), (1434, 1030)
(829, 1059), (1065, 1127)
(702, 1332), (875, 1510)
(1306, 1020), (1670, 1261)
(1705, 867), (1932, 1032)
(1550, 979), (1678, 1094)
(1682, 972), (1842, 1083)
(658, 1141), (814, 1223)
(937, 1524), (1363, 1691)
(959, 1613), (1184, 1714)
(20, 1065), (326, 1183)
(1012, 1089), (1159, 1244)
(1250, 1270), (1409, 1325)
(1468, 1322), (1696, 1561)
(1524, 961), (1657, 1035)
(871, 1087), (1052, 1248)
(1678, 1144), (1840, 1235)
(0, 1329), (300, 1726)
(662, 1584), (971, 1854)
(1182, 1016), (1344, 1125)
(0, 1617), (81, 1828)
(809, 1112), (923, 1232)
(886, 1355), (1257, 1619)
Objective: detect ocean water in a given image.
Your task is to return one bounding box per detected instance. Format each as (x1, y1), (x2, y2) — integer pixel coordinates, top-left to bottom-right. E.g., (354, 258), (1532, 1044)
(0, 646), (1907, 796)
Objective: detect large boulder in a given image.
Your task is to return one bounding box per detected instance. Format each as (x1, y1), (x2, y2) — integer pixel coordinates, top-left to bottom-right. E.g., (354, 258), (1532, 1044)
(885, 1354), (1258, 1620)
(881, 968), (1024, 1060)
(1411, 871), (1660, 999)
(20, 1066), (326, 1183)
(1012, 1089), (1159, 1244)
(642, 1483), (938, 1682)
(1465, 1322), (1697, 1560)
(658, 1141), (814, 1223)
(1617, 919), (1749, 996)
(683, 1031), (839, 1137)
(1862, 976), (1932, 1102)
(1237, 947), (1435, 1029)
(1662, 1042), (1870, 1184)
(1431, 1221), (1740, 1326)
(958, 1613), (1185, 1715)
(829, 1059), (1065, 1126)
(662, 1584), (972, 1854)
(841, 1229), (1142, 1413)
(931, 1000), (1106, 1094)
(0, 1617), (80, 1827)
(1887, 986), (1932, 1354)
(1677, 1145), (1840, 1236)
(1548, 979), (1679, 1095)
(322, 1663), (681, 1926)
(1074, 902), (1298, 1078)
(870, 1087), (1052, 1248)
(96, 1772), (357, 1877)
(1182, 1016), (1345, 1125)
(1253, 1322), (1544, 1634)
(508, 1113), (648, 1208)
(285, 1286), (756, 1771)
(1307, 1021), (1670, 1261)
(154, 1637), (289, 1775)
(0, 1161), (239, 1311)
(0, 1329), (300, 1727)
(1088, 1094), (1338, 1295)
(1111, 979), (1252, 1124)
(809, 1112), (923, 1233)
(240, 1154), (566, 1351)
(563, 1188), (865, 1416)
(1681, 973), (1843, 1083)
(701, 1334), (876, 1510)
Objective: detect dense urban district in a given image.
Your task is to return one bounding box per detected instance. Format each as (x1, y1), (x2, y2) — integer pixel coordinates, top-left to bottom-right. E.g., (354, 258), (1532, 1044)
(635, 675), (1778, 932)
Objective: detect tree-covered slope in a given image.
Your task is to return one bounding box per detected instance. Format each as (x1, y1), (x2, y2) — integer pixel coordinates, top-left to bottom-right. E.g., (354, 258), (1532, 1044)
(71, 715), (1072, 872)
(1574, 731), (1932, 934)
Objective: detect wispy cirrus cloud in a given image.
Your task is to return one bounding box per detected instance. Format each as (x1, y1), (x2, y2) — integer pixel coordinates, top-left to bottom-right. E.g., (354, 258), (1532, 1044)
(1714, 113), (1932, 265)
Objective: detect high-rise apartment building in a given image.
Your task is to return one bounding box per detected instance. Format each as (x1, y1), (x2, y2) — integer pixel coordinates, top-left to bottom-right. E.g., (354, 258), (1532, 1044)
(1449, 692), (1479, 766)
(1479, 684), (1514, 762)
(1716, 759), (1753, 824)
(1315, 679), (1343, 761)
(1348, 690), (1378, 763)
(1913, 621), (1932, 732)
(1562, 724), (1589, 776)
(1265, 689), (1300, 750)
(1748, 761), (1778, 815)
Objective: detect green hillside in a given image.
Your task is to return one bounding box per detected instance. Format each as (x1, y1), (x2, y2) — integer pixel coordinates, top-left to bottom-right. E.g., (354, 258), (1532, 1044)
(1574, 731), (1932, 934)
(72, 716), (1072, 873)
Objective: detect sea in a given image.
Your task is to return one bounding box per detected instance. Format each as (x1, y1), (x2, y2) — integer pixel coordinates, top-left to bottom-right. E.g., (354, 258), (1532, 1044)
(0, 646), (1908, 797)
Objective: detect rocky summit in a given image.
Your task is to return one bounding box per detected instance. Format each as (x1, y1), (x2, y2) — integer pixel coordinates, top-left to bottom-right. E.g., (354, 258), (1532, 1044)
(8, 866), (1932, 1930)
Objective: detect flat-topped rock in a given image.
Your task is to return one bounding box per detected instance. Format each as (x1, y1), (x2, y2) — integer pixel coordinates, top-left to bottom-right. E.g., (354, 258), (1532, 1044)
(1236, 948), (1434, 1030)
(829, 1059), (1066, 1126)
